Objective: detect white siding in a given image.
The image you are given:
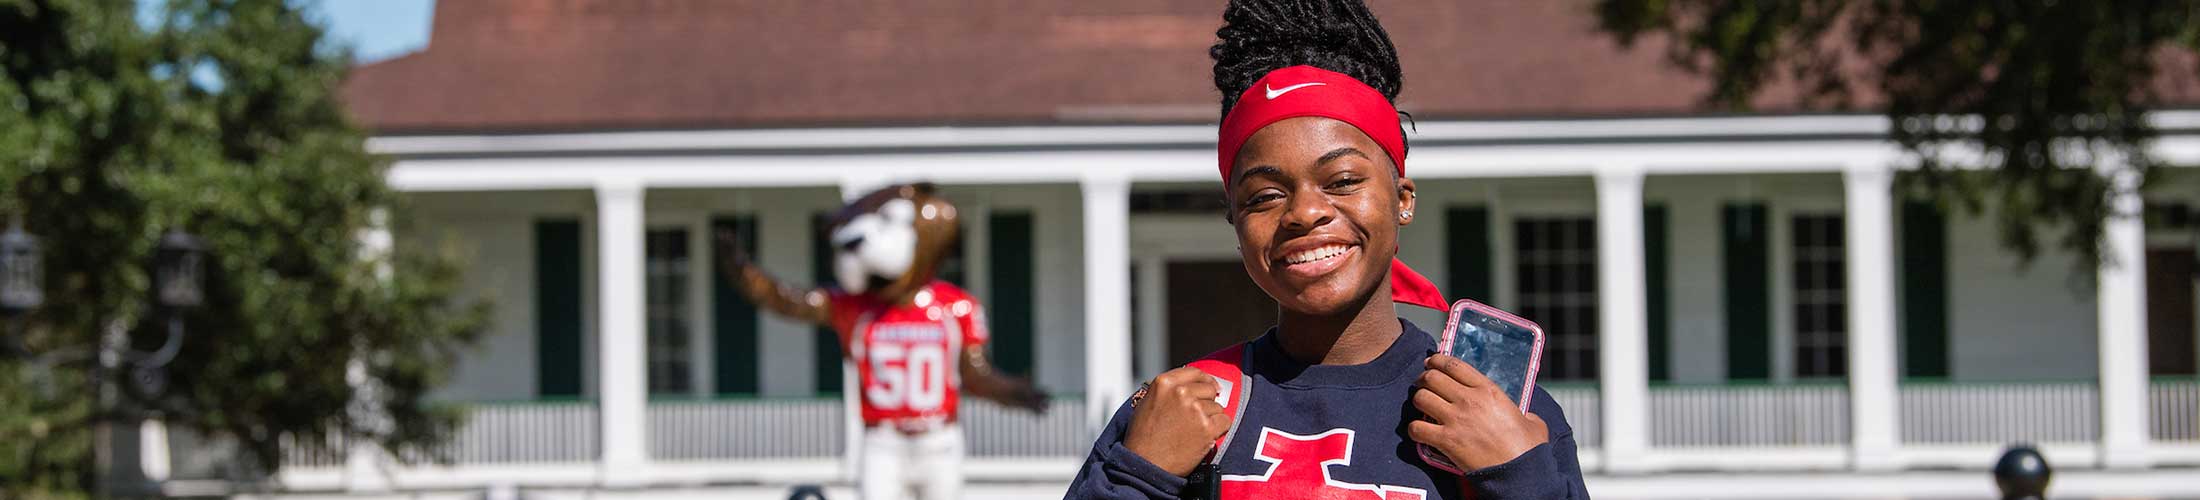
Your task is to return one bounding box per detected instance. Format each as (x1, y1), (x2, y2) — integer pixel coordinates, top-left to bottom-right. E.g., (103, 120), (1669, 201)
(950, 184), (1088, 394)
(1944, 207), (2100, 381)
(723, 187), (843, 397)
(1653, 179), (1732, 384)
(407, 190), (597, 402)
(432, 214), (539, 401)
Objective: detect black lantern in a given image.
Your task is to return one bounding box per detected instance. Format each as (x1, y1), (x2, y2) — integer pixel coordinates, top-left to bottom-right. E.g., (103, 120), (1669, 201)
(154, 230), (205, 311)
(0, 226), (40, 317)
(1993, 444), (2051, 500)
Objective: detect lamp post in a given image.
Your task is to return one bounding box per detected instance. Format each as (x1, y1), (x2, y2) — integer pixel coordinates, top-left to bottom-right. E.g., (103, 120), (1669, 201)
(0, 224), (206, 389)
(130, 230), (207, 396)
(0, 221), (209, 497)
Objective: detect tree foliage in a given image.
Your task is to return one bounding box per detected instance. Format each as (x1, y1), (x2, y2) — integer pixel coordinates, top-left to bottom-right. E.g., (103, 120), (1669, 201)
(0, 0), (488, 495)
(1595, 0), (2200, 267)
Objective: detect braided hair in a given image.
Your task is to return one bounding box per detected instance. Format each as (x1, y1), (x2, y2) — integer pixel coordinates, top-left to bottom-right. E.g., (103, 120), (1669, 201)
(1210, 0), (1404, 118)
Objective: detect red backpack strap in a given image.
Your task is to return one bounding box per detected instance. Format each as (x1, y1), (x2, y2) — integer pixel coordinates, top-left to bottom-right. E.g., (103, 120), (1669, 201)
(1185, 343), (1253, 462)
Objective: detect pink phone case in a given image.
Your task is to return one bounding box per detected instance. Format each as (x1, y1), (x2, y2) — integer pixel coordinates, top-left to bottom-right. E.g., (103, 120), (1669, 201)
(1419, 298), (1545, 475)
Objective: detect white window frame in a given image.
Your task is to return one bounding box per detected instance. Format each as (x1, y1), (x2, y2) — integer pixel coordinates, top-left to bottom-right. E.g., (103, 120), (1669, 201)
(1491, 190), (1596, 312)
(1770, 195), (1844, 384)
(1500, 191), (1600, 382)
(642, 211), (713, 398)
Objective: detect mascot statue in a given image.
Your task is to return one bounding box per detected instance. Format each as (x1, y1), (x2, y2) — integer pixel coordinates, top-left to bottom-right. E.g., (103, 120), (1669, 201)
(718, 182), (1048, 500)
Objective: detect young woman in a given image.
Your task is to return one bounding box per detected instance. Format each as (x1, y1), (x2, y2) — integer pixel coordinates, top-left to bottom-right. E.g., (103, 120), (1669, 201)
(1065, 1), (1589, 499)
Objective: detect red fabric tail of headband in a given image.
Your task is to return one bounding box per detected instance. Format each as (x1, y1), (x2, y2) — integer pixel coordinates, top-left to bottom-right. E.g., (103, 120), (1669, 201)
(1389, 258), (1447, 311)
(1219, 65), (1444, 310)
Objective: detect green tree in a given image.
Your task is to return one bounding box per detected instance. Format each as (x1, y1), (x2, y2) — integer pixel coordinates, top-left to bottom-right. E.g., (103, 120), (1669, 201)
(0, 0), (488, 496)
(1594, 0), (2199, 268)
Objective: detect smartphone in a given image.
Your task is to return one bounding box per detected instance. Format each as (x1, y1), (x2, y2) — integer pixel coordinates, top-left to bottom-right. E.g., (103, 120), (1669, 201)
(1419, 298), (1545, 474)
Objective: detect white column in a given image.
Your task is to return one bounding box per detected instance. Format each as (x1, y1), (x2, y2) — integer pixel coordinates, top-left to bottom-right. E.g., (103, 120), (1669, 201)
(835, 180), (865, 482)
(2098, 169), (2152, 469)
(595, 180), (649, 485)
(1594, 167), (1651, 473)
(1843, 165), (1901, 471)
(1083, 174), (1135, 429)
(346, 208), (393, 493)
(1134, 255), (1168, 381)
(342, 354), (391, 492)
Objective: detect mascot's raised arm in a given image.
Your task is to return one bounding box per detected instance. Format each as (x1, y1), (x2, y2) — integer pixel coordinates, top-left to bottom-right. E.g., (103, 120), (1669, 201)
(718, 182), (1048, 499)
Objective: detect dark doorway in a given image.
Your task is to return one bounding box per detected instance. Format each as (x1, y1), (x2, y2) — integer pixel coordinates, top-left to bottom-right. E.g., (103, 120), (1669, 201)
(1165, 261), (1278, 367)
(2148, 248), (2197, 375)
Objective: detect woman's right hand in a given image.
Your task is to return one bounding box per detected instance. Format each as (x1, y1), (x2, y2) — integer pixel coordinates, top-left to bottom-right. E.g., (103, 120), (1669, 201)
(1122, 367), (1233, 477)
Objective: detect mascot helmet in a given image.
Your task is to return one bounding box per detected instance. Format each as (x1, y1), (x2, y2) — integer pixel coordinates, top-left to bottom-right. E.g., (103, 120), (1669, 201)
(823, 183), (959, 300)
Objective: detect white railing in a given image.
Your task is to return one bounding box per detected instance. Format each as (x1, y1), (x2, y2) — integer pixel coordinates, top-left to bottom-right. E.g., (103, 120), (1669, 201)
(2154, 377), (2200, 442)
(644, 397), (1088, 461)
(273, 399), (599, 468)
(434, 399), (600, 463)
(274, 433), (346, 469)
(961, 398), (1093, 457)
(648, 397), (842, 460)
(1899, 380), (2097, 444)
(1543, 384), (1601, 447)
(1649, 383), (1849, 447)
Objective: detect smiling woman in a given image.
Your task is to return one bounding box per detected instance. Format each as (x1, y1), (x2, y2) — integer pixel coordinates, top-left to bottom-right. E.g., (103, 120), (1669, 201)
(1064, 1), (1589, 499)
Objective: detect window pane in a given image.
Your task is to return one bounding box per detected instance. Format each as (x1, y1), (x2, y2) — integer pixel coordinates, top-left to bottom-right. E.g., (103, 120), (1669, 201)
(647, 228), (694, 395)
(1515, 217), (1599, 381)
(1791, 214), (1847, 379)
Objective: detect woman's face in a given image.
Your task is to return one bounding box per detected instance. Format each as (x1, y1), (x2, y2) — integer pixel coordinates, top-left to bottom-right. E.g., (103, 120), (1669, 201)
(1228, 116), (1416, 316)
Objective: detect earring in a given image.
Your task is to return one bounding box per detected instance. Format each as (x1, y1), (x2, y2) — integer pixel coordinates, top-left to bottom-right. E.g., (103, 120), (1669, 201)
(1400, 210), (1413, 221)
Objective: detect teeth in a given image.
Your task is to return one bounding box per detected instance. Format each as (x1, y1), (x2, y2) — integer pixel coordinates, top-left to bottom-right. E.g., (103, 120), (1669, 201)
(1285, 244), (1351, 265)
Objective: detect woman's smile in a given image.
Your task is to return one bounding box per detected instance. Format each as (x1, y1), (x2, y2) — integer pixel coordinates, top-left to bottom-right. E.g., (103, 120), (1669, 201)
(1274, 239), (1360, 280)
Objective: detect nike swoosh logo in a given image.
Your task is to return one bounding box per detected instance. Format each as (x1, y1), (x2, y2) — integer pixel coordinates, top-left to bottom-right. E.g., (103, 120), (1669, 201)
(1265, 82), (1327, 100)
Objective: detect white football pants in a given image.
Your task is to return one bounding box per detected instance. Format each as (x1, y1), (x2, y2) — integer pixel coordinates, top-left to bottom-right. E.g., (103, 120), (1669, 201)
(858, 424), (962, 500)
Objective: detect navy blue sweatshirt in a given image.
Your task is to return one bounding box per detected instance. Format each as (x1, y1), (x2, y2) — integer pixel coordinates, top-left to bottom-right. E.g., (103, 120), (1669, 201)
(1065, 319), (1589, 500)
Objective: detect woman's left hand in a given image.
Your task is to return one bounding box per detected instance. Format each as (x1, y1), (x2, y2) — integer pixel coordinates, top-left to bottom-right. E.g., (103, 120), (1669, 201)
(1408, 354), (1548, 471)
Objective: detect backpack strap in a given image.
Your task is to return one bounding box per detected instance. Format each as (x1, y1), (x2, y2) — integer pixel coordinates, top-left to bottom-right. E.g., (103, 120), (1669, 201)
(1185, 342), (1253, 463)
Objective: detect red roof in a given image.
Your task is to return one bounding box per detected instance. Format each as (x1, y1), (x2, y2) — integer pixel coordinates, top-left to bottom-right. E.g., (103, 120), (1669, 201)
(338, 0), (2194, 133)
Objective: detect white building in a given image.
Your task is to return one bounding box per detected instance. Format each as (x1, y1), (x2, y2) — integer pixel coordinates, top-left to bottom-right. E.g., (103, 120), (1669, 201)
(157, 1), (2200, 497)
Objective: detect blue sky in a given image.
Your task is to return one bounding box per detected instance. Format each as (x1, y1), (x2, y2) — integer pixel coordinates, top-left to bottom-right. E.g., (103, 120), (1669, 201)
(307, 0), (436, 63)
(138, 0), (437, 64)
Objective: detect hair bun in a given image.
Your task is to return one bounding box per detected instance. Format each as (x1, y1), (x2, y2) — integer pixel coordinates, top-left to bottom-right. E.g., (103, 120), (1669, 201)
(1210, 0), (1403, 116)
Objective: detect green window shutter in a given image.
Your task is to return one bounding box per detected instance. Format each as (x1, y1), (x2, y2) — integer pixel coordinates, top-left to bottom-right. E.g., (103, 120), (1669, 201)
(712, 216), (760, 396)
(940, 218), (967, 287)
(1723, 203), (1772, 381)
(812, 213), (842, 394)
(1446, 206), (1493, 302)
(1645, 204), (1671, 382)
(1900, 201), (1950, 378)
(535, 219), (585, 398)
(987, 213), (1037, 377)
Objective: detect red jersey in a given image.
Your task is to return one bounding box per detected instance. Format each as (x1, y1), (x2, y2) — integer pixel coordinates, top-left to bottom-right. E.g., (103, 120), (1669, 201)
(829, 281), (988, 427)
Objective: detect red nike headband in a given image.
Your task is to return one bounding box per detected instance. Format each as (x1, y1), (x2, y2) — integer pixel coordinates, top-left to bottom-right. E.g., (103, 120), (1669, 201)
(1217, 65), (1445, 311)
